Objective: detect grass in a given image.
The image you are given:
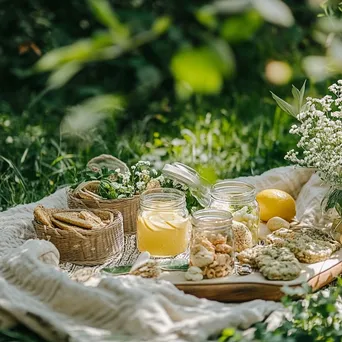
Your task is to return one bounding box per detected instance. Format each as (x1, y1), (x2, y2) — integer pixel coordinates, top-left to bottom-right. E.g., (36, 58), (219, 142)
(0, 93), (296, 211)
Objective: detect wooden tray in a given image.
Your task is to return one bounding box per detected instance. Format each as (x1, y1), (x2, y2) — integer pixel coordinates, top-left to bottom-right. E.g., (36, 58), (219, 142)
(160, 249), (342, 302)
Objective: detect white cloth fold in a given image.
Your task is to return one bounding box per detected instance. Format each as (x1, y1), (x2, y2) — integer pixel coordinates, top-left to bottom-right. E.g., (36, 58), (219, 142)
(0, 166), (327, 342)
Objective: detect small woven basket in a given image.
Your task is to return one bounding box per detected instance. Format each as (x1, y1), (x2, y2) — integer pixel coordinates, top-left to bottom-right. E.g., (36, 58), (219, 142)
(87, 154), (130, 174)
(33, 208), (124, 265)
(68, 181), (139, 234)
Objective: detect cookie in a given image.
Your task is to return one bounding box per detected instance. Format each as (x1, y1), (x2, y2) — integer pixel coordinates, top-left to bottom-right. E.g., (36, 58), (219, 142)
(256, 246), (301, 281)
(266, 228), (341, 263)
(236, 245), (264, 267)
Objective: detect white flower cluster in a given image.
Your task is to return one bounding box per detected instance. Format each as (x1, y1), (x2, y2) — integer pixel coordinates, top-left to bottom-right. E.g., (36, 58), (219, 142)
(286, 80), (342, 186)
(100, 161), (163, 199)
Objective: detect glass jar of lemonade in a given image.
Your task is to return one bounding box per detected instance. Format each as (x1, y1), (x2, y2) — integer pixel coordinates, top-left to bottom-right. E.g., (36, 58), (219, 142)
(137, 188), (191, 257)
(210, 181), (259, 244)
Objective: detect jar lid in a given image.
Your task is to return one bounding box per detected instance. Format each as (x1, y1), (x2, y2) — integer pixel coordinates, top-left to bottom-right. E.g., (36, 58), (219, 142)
(162, 162), (211, 207)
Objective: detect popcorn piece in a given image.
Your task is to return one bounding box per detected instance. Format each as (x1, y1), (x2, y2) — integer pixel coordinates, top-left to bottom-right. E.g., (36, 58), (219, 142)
(130, 261), (161, 278)
(215, 253), (231, 266)
(146, 179), (161, 190)
(208, 233), (227, 245)
(215, 243), (233, 254)
(185, 266), (203, 281)
(190, 245), (215, 267)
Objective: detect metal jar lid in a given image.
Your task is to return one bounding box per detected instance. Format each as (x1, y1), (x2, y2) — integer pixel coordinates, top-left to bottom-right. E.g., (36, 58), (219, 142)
(162, 162), (211, 207)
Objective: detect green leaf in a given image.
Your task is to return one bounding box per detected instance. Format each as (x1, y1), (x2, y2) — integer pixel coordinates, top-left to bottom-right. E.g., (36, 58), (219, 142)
(318, 17), (342, 33)
(270, 92), (297, 117)
(171, 43), (234, 96)
(211, 0), (250, 14)
(60, 94), (126, 136)
(47, 62), (82, 90)
(102, 266), (132, 274)
(88, 0), (129, 39)
(208, 39), (235, 76)
(35, 40), (95, 71)
(299, 80), (307, 110)
(291, 85), (300, 106)
(220, 11), (263, 43)
(254, 0), (294, 28)
(152, 16), (171, 35)
(302, 56), (332, 82)
(195, 6), (218, 29)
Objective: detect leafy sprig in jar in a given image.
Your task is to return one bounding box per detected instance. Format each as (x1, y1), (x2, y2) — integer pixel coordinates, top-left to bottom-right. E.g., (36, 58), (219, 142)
(210, 181), (260, 244)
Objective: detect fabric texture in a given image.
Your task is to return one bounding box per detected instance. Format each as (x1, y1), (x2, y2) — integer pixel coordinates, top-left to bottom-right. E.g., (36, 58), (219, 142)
(0, 166), (328, 342)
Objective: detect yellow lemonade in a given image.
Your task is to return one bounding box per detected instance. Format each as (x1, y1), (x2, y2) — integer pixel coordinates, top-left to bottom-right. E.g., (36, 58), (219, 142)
(137, 211), (191, 257)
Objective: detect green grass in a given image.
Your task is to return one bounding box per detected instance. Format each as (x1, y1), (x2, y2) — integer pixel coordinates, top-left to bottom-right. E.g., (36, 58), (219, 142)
(0, 93), (296, 211)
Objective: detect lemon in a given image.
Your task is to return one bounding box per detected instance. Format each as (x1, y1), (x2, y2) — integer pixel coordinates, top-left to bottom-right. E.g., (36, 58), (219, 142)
(256, 189), (296, 222)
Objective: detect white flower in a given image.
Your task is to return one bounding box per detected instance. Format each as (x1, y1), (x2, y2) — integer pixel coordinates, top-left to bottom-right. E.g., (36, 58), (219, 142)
(286, 80), (342, 186)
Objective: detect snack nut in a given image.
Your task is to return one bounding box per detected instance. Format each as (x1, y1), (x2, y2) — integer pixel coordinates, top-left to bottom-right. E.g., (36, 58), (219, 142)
(189, 232), (234, 280)
(215, 243), (232, 254)
(208, 233), (227, 245)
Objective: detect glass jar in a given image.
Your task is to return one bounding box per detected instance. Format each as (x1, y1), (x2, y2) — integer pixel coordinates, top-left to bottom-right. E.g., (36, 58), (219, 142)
(190, 209), (234, 279)
(137, 188), (191, 257)
(210, 181), (260, 244)
(321, 187), (342, 243)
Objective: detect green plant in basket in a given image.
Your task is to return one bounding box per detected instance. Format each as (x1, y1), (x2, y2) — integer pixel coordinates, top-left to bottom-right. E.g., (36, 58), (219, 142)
(72, 159), (201, 211)
(73, 161), (161, 199)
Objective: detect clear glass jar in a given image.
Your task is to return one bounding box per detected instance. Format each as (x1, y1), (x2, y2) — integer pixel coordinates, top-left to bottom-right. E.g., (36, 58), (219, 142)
(210, 181), (260, 244)
(137, 188), (191, 257)
(321, 187), (342, 243)
(190, 209), (234, 279)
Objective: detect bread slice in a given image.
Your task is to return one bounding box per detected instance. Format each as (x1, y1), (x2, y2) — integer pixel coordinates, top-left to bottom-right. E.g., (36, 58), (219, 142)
(79, 211), (103, 224)
(34, 205), (52, 226)
(52, 212), (93, 229)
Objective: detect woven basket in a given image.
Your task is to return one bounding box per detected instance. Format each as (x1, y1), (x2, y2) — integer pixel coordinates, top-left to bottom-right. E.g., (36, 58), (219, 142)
(87, 154), (129, 174)
(33, 208), (124, 265)
(68, 181), (139, 234)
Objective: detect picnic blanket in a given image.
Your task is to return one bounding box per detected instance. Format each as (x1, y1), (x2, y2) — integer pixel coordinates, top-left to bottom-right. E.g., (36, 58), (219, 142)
(0, 166), (329, 342)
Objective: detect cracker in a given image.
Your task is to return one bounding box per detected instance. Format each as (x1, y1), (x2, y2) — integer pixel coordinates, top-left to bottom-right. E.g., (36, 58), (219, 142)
(79, 211), (103, 226)
(34, 205), (52, 226)
(266, 227), (341, 263)
(52, 212), (93, 229)
(236, 245), (264, 267)
(256, 246), (301, 281)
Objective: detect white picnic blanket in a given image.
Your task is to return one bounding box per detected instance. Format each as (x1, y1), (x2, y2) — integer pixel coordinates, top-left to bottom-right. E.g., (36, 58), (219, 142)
(0, 166), (328, 342)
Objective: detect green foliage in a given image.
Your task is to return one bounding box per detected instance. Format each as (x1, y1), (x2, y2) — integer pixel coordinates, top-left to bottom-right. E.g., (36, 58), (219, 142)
(271, 81), (307, 118)
(219, 279), (342, 342)
(220, 11), (263, 43)
(325, 188), (342, 217)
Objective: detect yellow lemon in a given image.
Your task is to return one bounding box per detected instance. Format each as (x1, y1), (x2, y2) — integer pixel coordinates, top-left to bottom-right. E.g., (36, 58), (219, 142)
(256, 189), (296, 222)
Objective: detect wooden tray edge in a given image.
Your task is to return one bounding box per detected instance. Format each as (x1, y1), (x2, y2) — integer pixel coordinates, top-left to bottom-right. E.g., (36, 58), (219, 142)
(175, 260), (342, 302)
